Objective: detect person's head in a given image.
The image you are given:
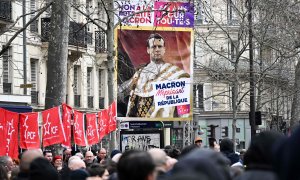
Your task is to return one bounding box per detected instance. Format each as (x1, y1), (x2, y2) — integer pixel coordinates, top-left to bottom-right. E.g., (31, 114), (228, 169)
(75, 152), (84, 160)
(0, 156), (14, 172)
(171, 149), (231, 180)
(220, 138), (234, 153)
(180, 144), (199, 158)
(87, 163), (109, 180)
(10, 166), (19, 180)
(53, 155), (63, 169)
(208, 138), (217, 148)
(29, 157), (59, 180)
(239, 149), (246, 162)
(63, 148), (72, 163)
(69, 169), (89, 180)
(20, 149), (43, 172)
(244, 130), (284, 169)
(43, 150), (53, 162)
(97, 148), (107, 160)
(85, 151), (95, 164)
(194, 137), (203, 148)
(147, 33), (166, 62)
(110, 149), (121, 159)
(148, 148), (168, 172)
(117, 150), (156, 180)
(68, 157), (86, 171)
(0, 165), (9, 180)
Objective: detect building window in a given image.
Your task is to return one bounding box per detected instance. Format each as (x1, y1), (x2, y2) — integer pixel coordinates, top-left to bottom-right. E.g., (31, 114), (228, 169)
(193, 84), (204, 109)
(30, 59), (39, 104)
(72, 0), (78, 22)
(74, 65), (81, 107)
(227, 0), (238, 25)
(30, 0), (38, 32)
(97, 1), (105, 19)
(99, 69), (104, 109)
(2, 47), (12, 94)
(229, 40), (237, 60)
(87, 67), (93, 108)
(195, 0), (211, 25)
(203, 83), (212, 111)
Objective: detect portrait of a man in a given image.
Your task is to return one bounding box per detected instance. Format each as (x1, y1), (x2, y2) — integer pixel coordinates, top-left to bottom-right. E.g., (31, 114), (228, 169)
(117, 29), (192, 119)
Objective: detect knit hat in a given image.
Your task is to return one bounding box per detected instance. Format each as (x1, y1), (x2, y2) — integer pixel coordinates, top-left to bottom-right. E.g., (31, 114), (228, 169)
(53, 155), (62, 162)
(70, 169), (89, 180)
(111, 149), (121, 159)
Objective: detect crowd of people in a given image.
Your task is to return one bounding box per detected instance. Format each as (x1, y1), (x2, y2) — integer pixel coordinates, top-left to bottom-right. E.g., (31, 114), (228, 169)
(1, 126), (300, 180)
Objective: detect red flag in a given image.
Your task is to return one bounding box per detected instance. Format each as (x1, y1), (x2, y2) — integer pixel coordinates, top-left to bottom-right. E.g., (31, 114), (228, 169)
(0, 108), (6, 156)
(86, 113), (99, 146)
(20, 112), (40, 149)
(108, 101), (117, 133)
(73, 110), (86, 146)
(2, 110), (19, 159)
(61, 104), (72, 148)
(98, 109), (109, 140)
(42, 106), (65, 147)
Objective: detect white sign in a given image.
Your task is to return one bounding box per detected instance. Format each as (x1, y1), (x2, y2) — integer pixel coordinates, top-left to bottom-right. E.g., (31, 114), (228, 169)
(153, 78), (190, 108)
(121, 133), (160, 151)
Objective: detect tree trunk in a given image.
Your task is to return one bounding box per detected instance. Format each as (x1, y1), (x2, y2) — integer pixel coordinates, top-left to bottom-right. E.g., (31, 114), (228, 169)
(291, 60), (300, 131)
(232, 80), (238, 152)
(45, 0), (70, 109)
(106, 0), (117, 150)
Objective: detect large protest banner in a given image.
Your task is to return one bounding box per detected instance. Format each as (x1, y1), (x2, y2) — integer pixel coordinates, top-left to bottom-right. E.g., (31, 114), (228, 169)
(115, 0), (194, 121)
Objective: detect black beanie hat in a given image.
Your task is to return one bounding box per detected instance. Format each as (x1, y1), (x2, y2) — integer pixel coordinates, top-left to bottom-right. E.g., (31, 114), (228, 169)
(29, 157), (59, 180)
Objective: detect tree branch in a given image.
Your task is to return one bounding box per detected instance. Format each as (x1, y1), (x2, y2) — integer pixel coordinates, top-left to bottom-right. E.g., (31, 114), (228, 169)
(0, 2), (53, 57)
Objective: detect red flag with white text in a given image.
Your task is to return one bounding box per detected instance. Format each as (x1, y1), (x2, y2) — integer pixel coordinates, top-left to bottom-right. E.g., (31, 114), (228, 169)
(0, 108), (6, 156)
(86, 113), (99, 146)
(73, 110), (86, 146)
(108, 101), (117, 133)
(20, 112), (40, 149)
(98, 109), (109, 140)
(3, 110), (19, 159)
(61, 104), (72, 148)
(42, 106), (65, 147)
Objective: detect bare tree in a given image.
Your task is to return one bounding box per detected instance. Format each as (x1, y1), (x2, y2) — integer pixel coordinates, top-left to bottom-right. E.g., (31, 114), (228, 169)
(194, 0), (298, 149)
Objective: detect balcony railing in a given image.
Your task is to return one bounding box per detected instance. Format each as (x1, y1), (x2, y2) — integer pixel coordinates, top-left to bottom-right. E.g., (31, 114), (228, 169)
(41, 18), (87, 48)
(0, 1), (12, 22)
(3, 82), (11, 94)
(31, 91), (39, 104)
(88, 96), (93, 108)
(95, 30), (106, 53)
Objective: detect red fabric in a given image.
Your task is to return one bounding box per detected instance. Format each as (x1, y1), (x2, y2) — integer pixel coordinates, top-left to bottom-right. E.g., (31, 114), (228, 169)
(98, 109), (109, 140)
(0, 108), (6, 156)
(20, 112), (40, 149)
(61, 104), (72, 148)
(108, 101), (117, 133)
(117, 30), (191, 73)
(86, 113), (99, 146)
(73, 110), (86, 146)
(42, 106), (64, 147)
(0, 109), (19, 159)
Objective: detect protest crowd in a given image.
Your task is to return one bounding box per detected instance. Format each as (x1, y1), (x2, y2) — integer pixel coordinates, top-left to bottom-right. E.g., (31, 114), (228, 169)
(0, 126), (299, 180)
